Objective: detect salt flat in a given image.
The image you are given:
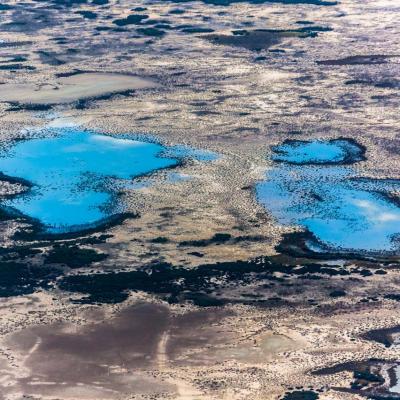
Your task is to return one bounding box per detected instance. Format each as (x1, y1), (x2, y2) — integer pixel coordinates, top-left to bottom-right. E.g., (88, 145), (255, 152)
(0, 72), (158, 104)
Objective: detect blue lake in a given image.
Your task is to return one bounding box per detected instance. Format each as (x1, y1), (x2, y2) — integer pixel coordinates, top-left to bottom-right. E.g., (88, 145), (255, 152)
(0, 128), (215, 233)
(271, 139), (365, 165)
(257, 139), (400, 253)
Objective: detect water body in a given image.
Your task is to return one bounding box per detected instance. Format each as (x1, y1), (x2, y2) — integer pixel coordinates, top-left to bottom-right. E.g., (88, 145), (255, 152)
(271, 139), (365, 165)
(0, 128), (214, 233)
(391, 365), (400, 394)
(257, 139), (400, 253)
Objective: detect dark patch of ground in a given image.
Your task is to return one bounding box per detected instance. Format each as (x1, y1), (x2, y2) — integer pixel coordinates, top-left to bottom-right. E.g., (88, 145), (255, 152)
(188, 251), (205, 258)
(317, 55), (400, 66)
(276, 230), (400, 262)
(312, 359), (391, 376)
(179, 233), (268, 247)
(0, 64), (35, 70)
(179, 233), (232, 247)
(180, 27), (215, 34)
(44, 244), (108, 268)
(75, 10), (97, 19)
(204, 27), (330, 51)
(74, 89), (137, 109)
(313, 359), (400, 399)
(329, 290), (346, 297)
(0, 55), (28, 63)
(57, 254), (375, 305)
(169, 8), (185, 14)
(113, 14), (149, 26)
(0, 261), (60, 297)
(362, 326), (400, 348)
(166, 0), (336, 6)
(0, 246), (42, 261)
(12, 211), (138, 241)
(36, 50), (66, 66)
(281, 390), (319, 400)
(49, 0), (108, 6)
(6, 103), (53, 112)
(345, 79), (400, 89)
(384, 294), (400, 301)
(0, 230), (392, 307)
(137, 27), (166, 37)
(150, 236), (170, 244)
(0, 41), (33, 48)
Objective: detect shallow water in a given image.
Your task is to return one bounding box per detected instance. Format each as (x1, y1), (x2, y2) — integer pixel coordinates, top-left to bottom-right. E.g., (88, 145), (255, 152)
(257, 139), (400, 253)
(0, 128), (213, 233)
(391, 365), (400, 394)
(271, 139), (365, 165)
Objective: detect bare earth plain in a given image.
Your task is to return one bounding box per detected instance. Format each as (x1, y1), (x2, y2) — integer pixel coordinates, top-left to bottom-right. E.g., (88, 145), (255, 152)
(0, 0), (399, 399)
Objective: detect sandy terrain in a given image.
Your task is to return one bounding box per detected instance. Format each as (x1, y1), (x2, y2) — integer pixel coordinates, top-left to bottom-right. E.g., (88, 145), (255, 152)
(0, 0), (399, 398)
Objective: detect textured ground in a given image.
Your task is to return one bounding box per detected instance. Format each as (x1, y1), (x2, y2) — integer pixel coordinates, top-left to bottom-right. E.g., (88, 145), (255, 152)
(0, 0), (399, 399)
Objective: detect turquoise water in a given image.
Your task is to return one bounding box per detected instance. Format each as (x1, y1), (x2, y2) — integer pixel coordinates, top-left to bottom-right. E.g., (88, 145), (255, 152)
(272, 139), (364, 165)
(0, 128), (215, 233)
(257, 139), (400, 253)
